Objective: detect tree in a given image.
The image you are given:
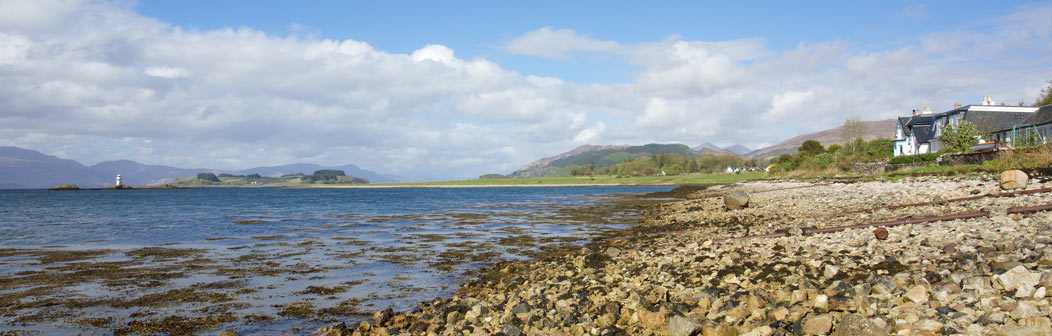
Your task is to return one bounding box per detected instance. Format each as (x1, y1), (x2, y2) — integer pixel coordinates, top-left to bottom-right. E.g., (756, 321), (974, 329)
(1037, 77), (1052, 107)
(798, 140), (825, 156)
(841, 117), (866, 151)
(938, 120), (980, 153)
(196, 172), (221, 182)
(685, 159), (699, 173)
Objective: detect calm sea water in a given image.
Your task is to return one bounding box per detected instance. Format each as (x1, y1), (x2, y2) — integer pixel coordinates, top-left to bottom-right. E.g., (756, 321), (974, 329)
(0, 186), (671, 334)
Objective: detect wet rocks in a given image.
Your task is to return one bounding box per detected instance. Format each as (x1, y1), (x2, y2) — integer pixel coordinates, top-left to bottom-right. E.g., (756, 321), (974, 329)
(350, 178), (1052, 336)
(999, 169), (1029, 190)
(723, 191), (750, 210)
(372, 308), (393, 325)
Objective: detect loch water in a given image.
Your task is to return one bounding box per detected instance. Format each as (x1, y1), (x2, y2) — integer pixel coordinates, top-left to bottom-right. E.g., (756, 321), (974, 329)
(0, 186), (672, 334)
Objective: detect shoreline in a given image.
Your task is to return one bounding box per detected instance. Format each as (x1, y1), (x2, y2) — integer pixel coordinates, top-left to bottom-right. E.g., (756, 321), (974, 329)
(0, 185), (672, 335)
(304, 183), (674, 189)
(325, 176), (1052, 336)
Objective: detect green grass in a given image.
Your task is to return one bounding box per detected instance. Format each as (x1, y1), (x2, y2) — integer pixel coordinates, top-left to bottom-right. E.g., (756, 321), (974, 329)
(882, 164), (983, 181)
(370, 172), (766, 187)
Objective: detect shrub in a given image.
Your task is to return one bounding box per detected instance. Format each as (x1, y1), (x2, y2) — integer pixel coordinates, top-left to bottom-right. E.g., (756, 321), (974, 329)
(864, 138), (894, 160)
(889, 153), (939, 164)
(799, 140), (825, 156)
(807, 153), (836, 170)
(938, 121), (980, 153)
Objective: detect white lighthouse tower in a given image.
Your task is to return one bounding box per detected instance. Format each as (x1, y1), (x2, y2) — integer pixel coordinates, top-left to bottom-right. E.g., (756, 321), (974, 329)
(115, 174), (122, 187)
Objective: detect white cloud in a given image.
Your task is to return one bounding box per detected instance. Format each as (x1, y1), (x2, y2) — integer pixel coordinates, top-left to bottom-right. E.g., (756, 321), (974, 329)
(502, 27), (621, 59)
(144, 66), (189, 78)
(1, 1), (1051, 180)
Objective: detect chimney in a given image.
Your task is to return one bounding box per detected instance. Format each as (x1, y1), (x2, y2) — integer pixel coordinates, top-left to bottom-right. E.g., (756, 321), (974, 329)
(922, 106), (932, 115)
(982, 95), (993, 106)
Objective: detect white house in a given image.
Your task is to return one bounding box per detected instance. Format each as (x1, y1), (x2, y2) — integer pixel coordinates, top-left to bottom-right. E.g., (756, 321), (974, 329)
(989, 104), (1052, 145)
(893, 108), (935, 157)
(894, 96), (1038, 156)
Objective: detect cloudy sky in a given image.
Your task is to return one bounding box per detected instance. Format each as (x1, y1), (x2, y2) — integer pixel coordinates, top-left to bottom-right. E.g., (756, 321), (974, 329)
(2, 1), (1051, 180)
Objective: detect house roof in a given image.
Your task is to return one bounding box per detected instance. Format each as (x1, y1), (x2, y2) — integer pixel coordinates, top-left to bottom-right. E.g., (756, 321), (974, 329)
(1021, 104), (1052, 126)
(907, 115), (933, 127)
(964, 110), (1034, 134)
(913, 125), (935, 144)
(898, 117), (912, 136)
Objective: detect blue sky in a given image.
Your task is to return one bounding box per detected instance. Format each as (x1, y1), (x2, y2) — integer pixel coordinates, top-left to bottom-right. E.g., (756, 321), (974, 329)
(136, 1), (998, 83)
(1, 1), (1050, 180)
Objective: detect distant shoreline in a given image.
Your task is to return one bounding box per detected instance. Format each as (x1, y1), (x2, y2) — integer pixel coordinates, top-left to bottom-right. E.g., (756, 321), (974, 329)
(302, 183), (659, 188)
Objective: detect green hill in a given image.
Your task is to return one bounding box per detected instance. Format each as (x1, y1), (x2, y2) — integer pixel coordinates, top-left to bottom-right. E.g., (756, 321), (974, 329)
(511, 144), (700, 177)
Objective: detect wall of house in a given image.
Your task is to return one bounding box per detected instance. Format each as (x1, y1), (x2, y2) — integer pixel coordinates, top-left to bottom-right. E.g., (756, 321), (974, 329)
(927, 139), (942, 153)
(919, 143), (930, 153)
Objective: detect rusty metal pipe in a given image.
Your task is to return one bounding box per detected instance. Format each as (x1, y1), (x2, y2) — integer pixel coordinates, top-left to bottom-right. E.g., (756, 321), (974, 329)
(753, 183), (832, 194)
(1007, 204), (1052, 214)
(842, 187), (1052, 215)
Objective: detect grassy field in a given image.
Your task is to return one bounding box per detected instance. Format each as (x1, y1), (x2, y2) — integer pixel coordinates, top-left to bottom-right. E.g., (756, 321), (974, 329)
(368, 172), (766, 187)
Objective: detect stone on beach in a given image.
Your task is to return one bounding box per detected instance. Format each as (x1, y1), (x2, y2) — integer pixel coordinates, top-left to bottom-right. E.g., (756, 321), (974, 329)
(800, 314), (833, 335)
(723, 191), (750, 210)
(999, 169), (1028, 190)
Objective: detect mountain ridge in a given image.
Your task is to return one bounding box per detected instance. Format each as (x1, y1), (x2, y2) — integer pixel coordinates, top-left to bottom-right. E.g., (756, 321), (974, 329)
(745, 119), (896, 159)
(0, 146), (399, 188)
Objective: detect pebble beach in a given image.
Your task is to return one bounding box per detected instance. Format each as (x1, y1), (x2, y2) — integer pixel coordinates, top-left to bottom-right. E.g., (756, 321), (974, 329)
(322, 176), (1052, 336)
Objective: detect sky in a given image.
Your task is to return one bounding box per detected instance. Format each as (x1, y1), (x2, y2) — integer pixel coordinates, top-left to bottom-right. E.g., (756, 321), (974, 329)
(1, 1), (1051, 181)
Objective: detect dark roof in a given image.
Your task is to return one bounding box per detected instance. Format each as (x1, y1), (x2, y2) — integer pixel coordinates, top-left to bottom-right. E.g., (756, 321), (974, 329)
(964, 111), (1034, 133)
(907, 115), (933, 127)
(898, 117), (912, 136)
(1021, 104), (1052, 126)
(913, 125), (935, 144)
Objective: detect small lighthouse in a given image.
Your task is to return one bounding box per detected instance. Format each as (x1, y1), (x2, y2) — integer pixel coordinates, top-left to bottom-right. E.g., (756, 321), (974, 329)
(115, 174), (122, 187)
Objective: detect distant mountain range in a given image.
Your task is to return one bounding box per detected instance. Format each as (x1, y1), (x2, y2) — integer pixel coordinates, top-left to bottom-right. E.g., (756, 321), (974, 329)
(0, 146), (400, 189)
(743, 119), (896, 159)
(511, 118), (896, 176)
(690, 142), (751, 155)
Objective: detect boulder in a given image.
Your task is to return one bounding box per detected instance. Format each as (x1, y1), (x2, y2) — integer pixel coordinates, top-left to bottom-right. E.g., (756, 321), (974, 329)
(996, 265), (1039, 294)
(48, 184), (80, 190)
(905, 285), (928, 304)
(992, 326), (1048, 336)
(724, 191), (750, 210)
(999, 170), (1028, 190)
(831, 313), (889, 336)
(668, 315), (701, 336)
(373, 307), (394, 325)
(801, 314), (834, 335)
(311, 323), (348, 336)
(636, 307), (667, 330)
